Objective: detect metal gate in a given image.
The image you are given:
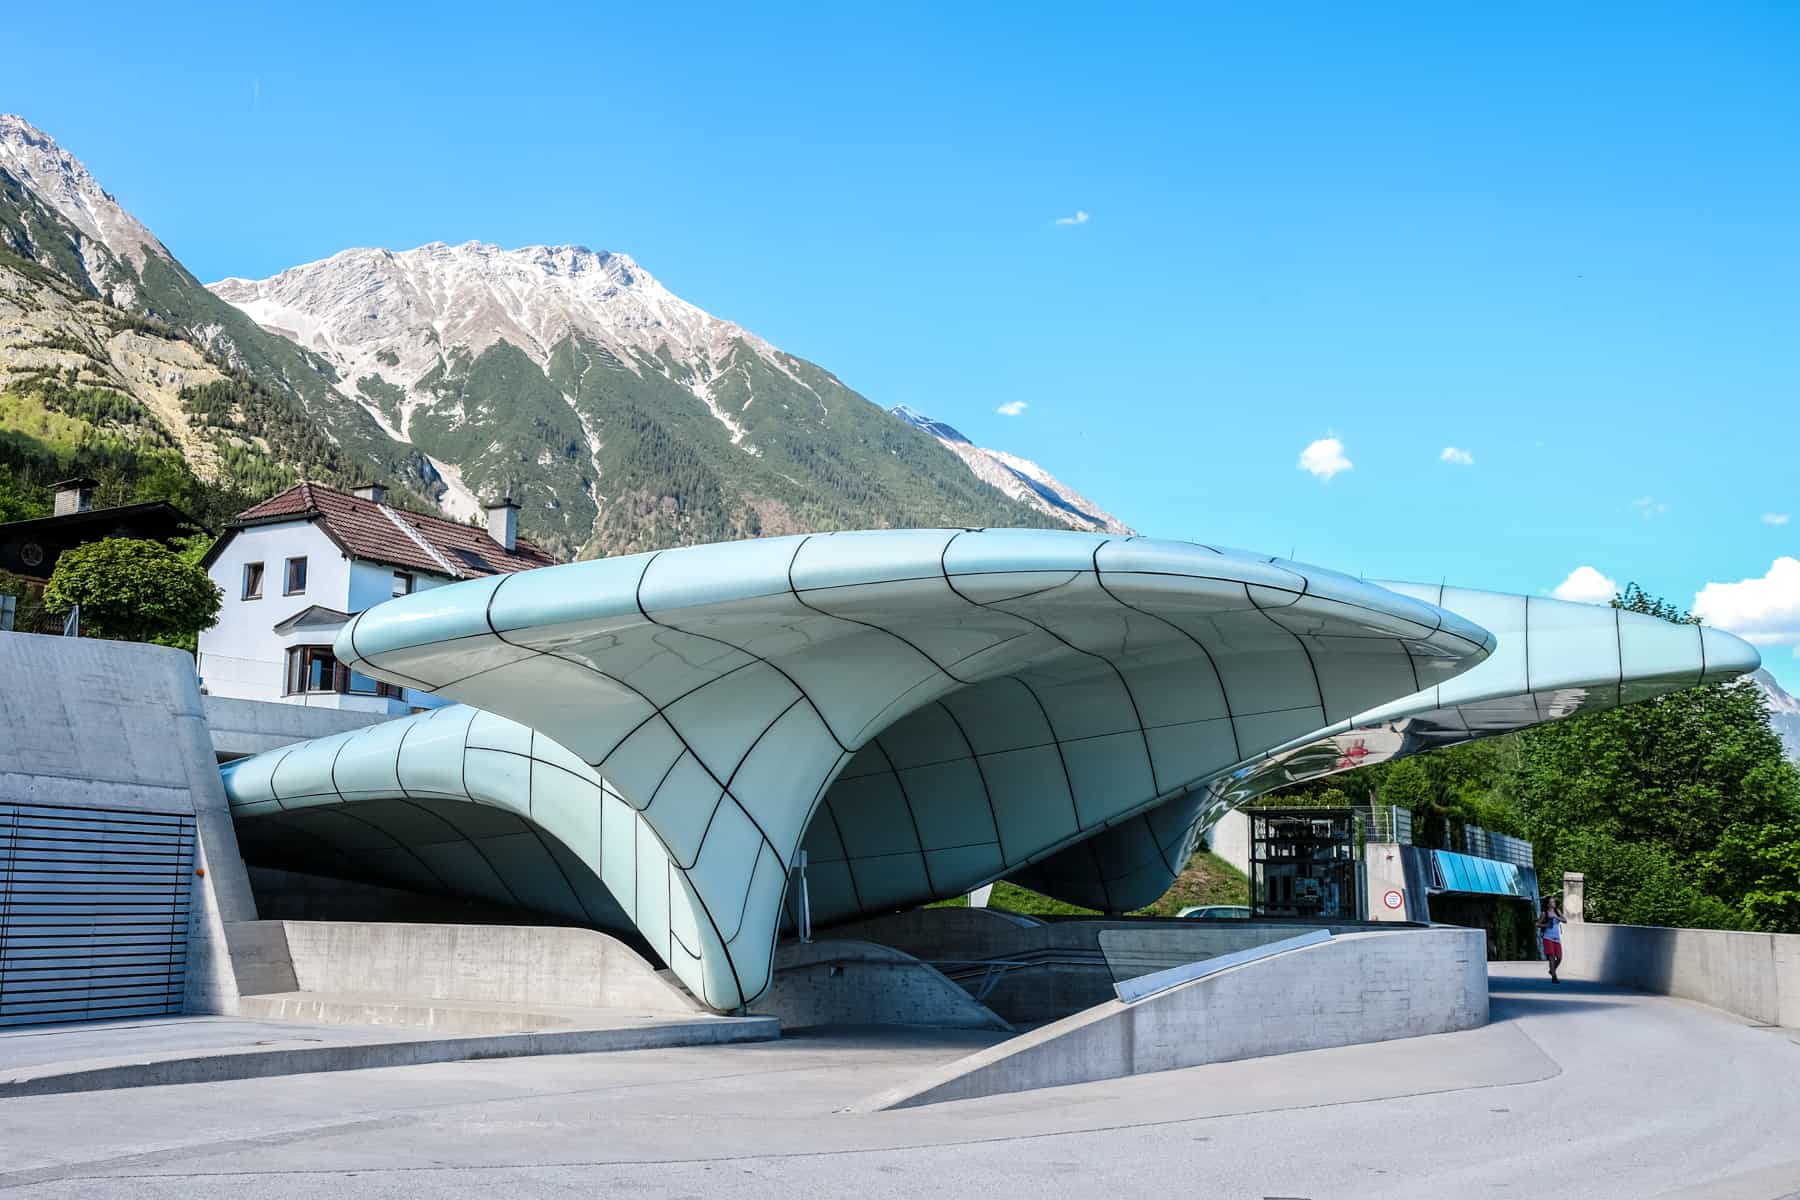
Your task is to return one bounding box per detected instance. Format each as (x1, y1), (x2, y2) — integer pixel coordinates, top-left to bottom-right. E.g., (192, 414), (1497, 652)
(0, 803), (195, 1026)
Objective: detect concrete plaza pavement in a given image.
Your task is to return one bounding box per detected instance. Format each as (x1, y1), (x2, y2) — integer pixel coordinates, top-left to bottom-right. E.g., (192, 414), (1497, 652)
(1, 964), (1798, 1198)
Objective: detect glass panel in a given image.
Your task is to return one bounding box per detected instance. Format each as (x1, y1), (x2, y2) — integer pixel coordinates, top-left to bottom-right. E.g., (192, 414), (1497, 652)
(243, 562), (263, 600)
(285, 557), (308, 595)
(393, 573), (413, 597)
(346, 670), (381, 694)
(304, 647), (336, 692)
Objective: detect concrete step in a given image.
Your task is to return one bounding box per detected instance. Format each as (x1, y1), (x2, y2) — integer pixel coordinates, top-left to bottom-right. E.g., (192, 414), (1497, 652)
(238, 990), (678, 1035)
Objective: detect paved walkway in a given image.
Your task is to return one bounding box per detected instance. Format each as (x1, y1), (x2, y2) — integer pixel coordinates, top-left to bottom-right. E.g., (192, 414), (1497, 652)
(1, 965), (1797, 1198)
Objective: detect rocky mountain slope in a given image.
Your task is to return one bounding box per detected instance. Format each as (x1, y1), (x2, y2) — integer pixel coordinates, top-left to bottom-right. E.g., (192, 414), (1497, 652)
(205, 241), (1060, 557)
(890, 405), (1131, 534)
(0, 115), (436, 505)
(2, 114), (1117, 559)
(1753, 669), (1800, 764)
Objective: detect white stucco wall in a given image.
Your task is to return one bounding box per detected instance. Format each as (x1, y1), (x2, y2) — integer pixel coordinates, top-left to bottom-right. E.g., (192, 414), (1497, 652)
(198, 520), (450, 712)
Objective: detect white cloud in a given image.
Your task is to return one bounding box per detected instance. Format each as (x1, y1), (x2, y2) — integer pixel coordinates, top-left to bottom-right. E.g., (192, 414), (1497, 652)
(1053, 210), (1091, 227)
(996, 400), (1028, 417)
(1298, 436), (1351, 481)
(1629, 496), (1668, 519)
(1553, 566), (1619, 605)
(1440, 446), (1474, 466)
(1763, 513), (1790, 526)
(1693, 557), (1800, 649)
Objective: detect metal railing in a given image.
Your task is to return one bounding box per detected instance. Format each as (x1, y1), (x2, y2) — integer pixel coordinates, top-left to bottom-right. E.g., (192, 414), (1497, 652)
(1353, 805), (1413, 845)
(1462, 824), (1535, 867)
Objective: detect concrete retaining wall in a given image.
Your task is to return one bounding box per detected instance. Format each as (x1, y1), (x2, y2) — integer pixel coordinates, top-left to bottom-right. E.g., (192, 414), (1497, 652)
(861, 927), (1487, 1109)
(752, 940), (1010, 1030)
(1563, 922), (1800, 1028)
(247, 921), (700, 1014)
(0, 633), (256, 1015)
(202, 696), (393, 761)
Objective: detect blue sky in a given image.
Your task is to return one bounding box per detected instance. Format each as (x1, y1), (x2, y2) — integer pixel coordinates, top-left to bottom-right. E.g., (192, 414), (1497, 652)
(9, 2), (1800, 686)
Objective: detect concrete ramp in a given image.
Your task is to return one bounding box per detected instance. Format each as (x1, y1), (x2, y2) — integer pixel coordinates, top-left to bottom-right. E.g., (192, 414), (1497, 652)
(753, 940), (1011, 1031)
(856, 927), (1486, 1109)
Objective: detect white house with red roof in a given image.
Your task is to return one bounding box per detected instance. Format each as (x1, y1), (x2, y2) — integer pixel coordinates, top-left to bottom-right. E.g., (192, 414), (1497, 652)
(197, 481), (555, 713)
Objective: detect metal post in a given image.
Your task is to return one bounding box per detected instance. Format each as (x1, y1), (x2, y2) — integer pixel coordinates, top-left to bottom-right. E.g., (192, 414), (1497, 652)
(795, 849), (812, 943)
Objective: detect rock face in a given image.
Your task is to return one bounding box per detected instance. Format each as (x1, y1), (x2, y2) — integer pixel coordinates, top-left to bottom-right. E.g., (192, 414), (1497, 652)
(3, 113), (1120, 555)
(891, 405), (1132, 534)
(205, 241), (1070, 557)
(1753, 670), (1800, 764)
(0, 114), (432, 502)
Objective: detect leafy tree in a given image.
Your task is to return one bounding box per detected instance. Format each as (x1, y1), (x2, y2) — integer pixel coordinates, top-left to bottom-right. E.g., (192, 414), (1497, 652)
(42, 538), (221, 649)
(1516, 585), (1800, 932)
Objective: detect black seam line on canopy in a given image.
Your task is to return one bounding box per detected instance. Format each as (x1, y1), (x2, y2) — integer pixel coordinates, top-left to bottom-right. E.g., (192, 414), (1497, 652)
(483, 563), (749, 1008)
(622, 546), (856, 758)
(1523, 599), (1542, 723)
(938, 533), (1163, 800)
(259, 745), (302, 815)
(384, 708), (527, 909)
(511, 741), (598, 926)
(1003, 674), (1088, 846)
(865, 736), (937, 898)
(342, 610), (440, 695)
(1245, 581), (1332, 724)
(1089, 561), (1245, 764)
(1613, 608), (1625, 708)
(822, 793), (869, 916)
(639, 744), (693, 820)
(923, 696), (1010, 864)
(805, 834), (1003, 866)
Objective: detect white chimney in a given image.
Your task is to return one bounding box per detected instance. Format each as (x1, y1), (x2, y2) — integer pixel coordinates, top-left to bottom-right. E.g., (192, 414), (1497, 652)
(484, 497), (520, 552)
(351, 482), (387, 504)
(51, 478), (96, 516)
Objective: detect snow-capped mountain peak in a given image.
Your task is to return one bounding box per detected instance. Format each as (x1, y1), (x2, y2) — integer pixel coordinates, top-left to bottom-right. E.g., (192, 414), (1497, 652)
(890, 406), (1133, 535)
(0, 114), (168, 273)
(207, 239), (789, 445)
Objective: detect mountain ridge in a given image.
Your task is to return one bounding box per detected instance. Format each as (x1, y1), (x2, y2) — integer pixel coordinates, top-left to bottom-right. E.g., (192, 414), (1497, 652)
(0, 114), (1094, 560)
(891, 404), (1131, 534)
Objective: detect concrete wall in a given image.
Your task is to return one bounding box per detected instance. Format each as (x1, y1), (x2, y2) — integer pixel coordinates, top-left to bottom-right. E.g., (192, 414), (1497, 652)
(1207, 808), (1250, 875)
(0, 633), (257, 1015)
(203, 696), (394, 760)
(863, 927), (1488, 1109)
(247, 920), (700, 1015)
(751, 940), (1010, 1031)
(1562, 923), (1800, 1028)
(832, 906), (1411, 1026)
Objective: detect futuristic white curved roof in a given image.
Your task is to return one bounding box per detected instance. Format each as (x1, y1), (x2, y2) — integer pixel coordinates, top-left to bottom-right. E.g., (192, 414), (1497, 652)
(219, 530), (1757, 1010)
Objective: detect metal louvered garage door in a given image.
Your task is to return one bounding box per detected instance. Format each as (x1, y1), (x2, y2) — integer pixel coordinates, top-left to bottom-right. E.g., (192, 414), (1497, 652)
(0, 803), (194, 1027)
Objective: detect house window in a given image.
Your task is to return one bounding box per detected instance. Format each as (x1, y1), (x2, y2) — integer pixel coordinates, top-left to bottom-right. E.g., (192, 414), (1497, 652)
(285, 645), (337, 694)
(392, 572), (414, 597)
(242, 562), (265, 600)
(284, 556), (308, 595)
(284, 645), (403, 699)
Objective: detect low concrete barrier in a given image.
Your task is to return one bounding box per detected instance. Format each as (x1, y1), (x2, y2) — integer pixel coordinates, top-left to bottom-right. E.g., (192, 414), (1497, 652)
(859, 927), (1486, 1109)
(1562, 923), (1800, 1027)
(243, 920), (701, 1014)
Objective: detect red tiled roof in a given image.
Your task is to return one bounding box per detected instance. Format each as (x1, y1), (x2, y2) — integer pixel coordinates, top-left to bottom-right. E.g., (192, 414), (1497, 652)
(233, 482), (556, 578)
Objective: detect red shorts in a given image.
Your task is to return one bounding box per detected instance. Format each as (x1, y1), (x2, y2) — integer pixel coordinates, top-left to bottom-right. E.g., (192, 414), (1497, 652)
(1542, 937), (1562, 958)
